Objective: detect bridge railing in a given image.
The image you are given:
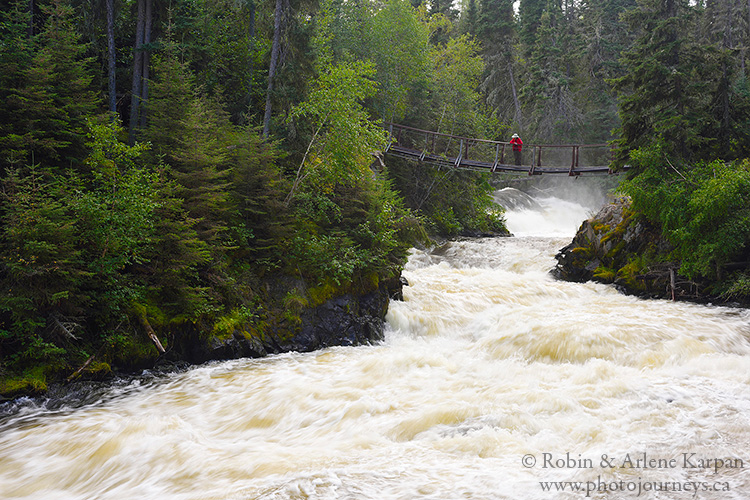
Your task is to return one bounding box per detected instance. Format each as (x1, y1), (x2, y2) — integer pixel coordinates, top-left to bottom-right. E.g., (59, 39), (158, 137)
(385, 122), (614, 174)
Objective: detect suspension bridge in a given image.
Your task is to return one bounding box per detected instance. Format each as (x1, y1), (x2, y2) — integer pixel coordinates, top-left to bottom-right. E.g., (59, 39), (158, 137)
(384, 123), (628, 176)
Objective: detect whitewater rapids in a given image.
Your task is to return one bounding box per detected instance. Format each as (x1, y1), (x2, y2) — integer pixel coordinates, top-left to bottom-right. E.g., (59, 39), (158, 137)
(1, 189), (749, 499)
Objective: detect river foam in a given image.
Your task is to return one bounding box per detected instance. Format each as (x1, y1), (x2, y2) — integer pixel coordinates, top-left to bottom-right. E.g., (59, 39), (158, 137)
(1, 193), (749, 499)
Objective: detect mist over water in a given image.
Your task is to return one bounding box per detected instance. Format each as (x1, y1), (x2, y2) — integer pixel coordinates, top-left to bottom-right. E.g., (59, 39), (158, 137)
(496, 189), (591, 237)
(493, 176), (613, 237)
(1, 183), (749, 500)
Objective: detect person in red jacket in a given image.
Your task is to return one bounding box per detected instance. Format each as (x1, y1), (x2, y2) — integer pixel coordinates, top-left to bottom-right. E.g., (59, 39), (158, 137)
(510, 133), (523, 165)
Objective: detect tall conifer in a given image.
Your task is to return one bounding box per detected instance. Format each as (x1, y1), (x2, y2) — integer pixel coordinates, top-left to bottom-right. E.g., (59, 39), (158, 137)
(4, 0), (98, 171)
(612, 0), (712, 167)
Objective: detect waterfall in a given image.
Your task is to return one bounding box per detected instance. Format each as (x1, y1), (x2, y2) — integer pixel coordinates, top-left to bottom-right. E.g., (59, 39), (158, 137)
(1, 191), (749, 500)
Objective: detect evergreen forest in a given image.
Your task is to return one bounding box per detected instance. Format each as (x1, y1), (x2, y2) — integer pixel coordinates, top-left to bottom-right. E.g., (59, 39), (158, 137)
(2, 0), (750, 395)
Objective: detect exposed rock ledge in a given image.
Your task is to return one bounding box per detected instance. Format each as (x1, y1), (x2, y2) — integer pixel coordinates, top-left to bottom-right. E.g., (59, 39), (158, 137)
(172, 276), (405, 364)
(0, 276), (405, 412)
(552, 199), (695, 301)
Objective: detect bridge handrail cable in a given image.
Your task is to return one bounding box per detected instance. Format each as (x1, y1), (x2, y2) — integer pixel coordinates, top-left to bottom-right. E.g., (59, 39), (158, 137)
(385, 122), (610, 149)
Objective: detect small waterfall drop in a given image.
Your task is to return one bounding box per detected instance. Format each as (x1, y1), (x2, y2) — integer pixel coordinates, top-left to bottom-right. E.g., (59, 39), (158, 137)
(1, 188), (749, 500)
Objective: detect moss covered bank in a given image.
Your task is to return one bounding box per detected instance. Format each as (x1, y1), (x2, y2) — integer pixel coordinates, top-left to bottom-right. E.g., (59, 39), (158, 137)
(553, 199), (750, 307)
(0, 275), (404, 402)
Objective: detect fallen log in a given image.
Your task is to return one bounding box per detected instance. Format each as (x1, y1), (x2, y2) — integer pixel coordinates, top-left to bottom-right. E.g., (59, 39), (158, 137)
(137, 313), (166, 354)
(66, 353), (96, 382)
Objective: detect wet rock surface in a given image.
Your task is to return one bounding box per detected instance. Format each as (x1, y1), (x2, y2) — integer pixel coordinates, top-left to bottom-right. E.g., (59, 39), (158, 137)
(552, 199), (744, 305)
(553, 199), (677, 298)
(0, 276), (405, 417)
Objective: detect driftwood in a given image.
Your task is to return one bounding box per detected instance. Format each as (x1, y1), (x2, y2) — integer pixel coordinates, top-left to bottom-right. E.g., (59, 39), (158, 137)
(635, 262), (679, 281)
(51, 315), (80, 341)
(137, 313), (166, 354)
(635, 263), (704, 301)
(670, 267), (676, 301)
(67, 353), (97, 382)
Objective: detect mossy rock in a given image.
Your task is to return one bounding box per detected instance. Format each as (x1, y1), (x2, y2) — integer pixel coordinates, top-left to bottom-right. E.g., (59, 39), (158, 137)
(211, 306), (263, 341)
(306, 283), (337, 308)
(604, 240), (626, 264)
(615, 258), (649, 293)
(0, 369), (48, 398)
(593, 266), (617, 282)
(106, 335), (160, 370)
(81, 361), (112, 380)
(591, 222), (611, 234)
(571, 246), (594, 258)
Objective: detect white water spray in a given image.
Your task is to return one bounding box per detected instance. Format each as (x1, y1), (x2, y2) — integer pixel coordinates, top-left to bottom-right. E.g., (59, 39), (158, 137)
(1, 191), (749, 500)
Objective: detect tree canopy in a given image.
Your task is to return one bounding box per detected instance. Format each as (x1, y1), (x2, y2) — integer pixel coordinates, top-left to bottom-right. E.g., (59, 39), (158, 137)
(3, 0), (750, 394)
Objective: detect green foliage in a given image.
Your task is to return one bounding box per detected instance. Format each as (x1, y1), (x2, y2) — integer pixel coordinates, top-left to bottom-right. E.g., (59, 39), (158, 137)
(226, 125), (286, 268)
(0, 119), (165, 377)
(287, 58), (387, 204)
(0, 0), (34, 171)
(180, 0), (266, 124)
(0, 165), (83, 333)
(72, 121), (161, 321)
(476, 0), (515, 124)
(621, 149), (750, 282)
(285, 182), (414, 285)
(76, 121), (157, 276)
(518, 0), (546, 55)
(521, 5), (583, 142)
(364, 0), (431, 122)
(428, 34), (487, 134)
(718, 272), (750, 301)
(2, 0), (99, 171)
(611, 0), (716, 167)
(212, 305), (261, 340)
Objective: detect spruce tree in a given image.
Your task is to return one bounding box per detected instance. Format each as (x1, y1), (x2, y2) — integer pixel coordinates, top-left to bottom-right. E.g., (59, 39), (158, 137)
(10, 0), (99, 171)
(477, 0), (520, 127)
(518, 0), (547, 56)
(0, 1), (34, 172)
(577, 0), (636, 143)
(520, 4), (584, 141)
(143, 46), (233, 245)
(611, 0), (714, 168)
(463, 0), (478, 36)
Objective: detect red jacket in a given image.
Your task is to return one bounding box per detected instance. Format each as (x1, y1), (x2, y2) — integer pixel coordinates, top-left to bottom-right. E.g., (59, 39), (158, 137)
(510, 137), (523, 151)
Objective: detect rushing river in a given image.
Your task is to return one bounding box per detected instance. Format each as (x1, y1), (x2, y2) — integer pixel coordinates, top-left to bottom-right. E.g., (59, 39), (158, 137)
(2, 190), (750, 500)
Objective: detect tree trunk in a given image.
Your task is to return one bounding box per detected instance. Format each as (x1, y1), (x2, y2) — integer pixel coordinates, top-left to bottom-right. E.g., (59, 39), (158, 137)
(262, 0), (284, 138)
(140, 0), (153, 128)
(138, 312), (166, 354)
(129, 0), (146, 144)
(508, 62), (523, 127)
(246, 0), (256, 112)
(106, 0), (116, 115)
(28, 0), (34, 37)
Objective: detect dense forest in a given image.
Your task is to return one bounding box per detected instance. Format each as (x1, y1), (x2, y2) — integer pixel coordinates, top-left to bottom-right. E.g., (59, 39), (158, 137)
(2, 0), (750, 395)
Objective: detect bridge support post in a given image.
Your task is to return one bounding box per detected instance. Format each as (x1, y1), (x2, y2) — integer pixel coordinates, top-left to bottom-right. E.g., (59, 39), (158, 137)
(382, 122), (625, 175)
(568, 146), (580, 176)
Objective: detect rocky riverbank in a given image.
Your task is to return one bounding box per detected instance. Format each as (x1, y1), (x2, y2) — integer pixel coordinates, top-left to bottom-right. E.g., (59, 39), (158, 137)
(170, 276), (405, 364)
(0, 275), (404, 409)
(552, 199), (747, 306)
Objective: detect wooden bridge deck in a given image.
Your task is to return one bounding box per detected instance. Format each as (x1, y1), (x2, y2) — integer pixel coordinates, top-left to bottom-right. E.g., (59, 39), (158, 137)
(384, 123), (627, 176)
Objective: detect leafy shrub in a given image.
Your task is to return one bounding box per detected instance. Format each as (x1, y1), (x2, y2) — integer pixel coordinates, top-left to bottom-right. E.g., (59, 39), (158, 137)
(622, 145), (750, 282)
